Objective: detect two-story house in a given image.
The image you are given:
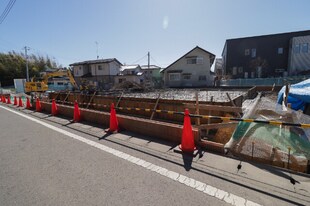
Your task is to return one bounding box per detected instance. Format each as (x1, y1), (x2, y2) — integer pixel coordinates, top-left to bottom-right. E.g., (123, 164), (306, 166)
(222, 30), (310, 79)
(140, 65), (162, 87)
(114, 64), (145, 86)
(161, 46), (215, 87)
(70, 58), (122, 90)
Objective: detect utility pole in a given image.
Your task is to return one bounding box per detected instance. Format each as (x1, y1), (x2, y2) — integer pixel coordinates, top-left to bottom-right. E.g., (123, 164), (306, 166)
(147, 51), (150, 69)
(24, 46), (30, 81)
(95, 41), (99, 59)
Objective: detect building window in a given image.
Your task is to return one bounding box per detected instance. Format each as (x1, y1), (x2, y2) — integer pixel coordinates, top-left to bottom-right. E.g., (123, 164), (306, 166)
(169, 73), (180, 81)
(245, 49), (250, 56)
(302, 43), (308, 53)
(198, 75), (206, 81)
(251, 48), (256, 58)
(119, 78), (126, 83)
(183, 74), (191, 80)
(79, 66), (82, 70)
(187, 57), (203, 64)
(294, 44), (300, 53)
(98, 65), (102, 70)
(238, 67), (243, 73)
(278, 47), (283, 54)
(233, 67), (237, 75)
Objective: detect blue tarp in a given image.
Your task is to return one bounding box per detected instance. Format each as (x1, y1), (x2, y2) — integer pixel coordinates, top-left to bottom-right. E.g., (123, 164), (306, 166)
(277, 79), (310, 111)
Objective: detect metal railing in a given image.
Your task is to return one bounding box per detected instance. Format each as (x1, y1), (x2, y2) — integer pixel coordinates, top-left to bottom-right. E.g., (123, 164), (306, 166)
(220, 75), (310, 87)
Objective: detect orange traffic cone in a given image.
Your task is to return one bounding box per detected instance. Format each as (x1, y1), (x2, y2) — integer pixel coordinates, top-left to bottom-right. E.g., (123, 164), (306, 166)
(107, 103), (118, 133)
(179, 109), (196, 153)
(7, 95), (11, 104)
(2, 96), (6, 103)
(13, 96), (17, 105)
(51, 99), (58, 116)
(36, 98), (41, 112)
(26, 97), (32, 109)
(73, 100), (81, 122)
(18, 97), (23, 107)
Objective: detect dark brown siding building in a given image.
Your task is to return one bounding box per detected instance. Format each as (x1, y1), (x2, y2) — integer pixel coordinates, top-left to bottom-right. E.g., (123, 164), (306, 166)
(222, 30), (310, 79)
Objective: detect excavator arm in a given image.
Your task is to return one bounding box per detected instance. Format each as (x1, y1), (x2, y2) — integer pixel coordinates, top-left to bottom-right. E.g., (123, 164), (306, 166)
(42, 70), (79, 90)
(25, 70), (79, 94)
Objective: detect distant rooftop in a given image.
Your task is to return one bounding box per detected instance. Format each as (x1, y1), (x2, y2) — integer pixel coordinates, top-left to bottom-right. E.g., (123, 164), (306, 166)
(141, 65), (161, 70)
(226, 30), (310, 41)
(120, 64), (140, 71)
(69, 58), (122, 66)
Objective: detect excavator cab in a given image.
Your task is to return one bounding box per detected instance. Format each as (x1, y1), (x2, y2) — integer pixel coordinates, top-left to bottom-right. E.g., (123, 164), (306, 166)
(24, 70), (78, 94)
(24, 81), (48, 94)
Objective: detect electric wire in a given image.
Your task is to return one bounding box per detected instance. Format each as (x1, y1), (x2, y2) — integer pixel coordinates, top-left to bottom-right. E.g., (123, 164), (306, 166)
(150, 55), (162, 67)
(132, 54), (148, 64)
(0, 0), (16, 24)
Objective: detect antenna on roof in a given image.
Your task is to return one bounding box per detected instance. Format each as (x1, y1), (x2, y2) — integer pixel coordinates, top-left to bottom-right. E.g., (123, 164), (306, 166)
(148, 51), (150, 69)
(95, 41), (99, 59)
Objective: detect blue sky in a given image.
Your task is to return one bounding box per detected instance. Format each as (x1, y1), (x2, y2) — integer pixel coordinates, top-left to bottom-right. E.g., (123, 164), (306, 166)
(0, 0), (310, 69)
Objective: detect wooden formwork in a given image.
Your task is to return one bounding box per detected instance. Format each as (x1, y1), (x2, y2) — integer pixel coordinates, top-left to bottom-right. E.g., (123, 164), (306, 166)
(49, 92), (243, 125)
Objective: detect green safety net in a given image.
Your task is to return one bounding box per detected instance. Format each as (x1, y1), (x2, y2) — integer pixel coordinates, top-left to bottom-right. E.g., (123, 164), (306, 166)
(225, 96), (310, 166)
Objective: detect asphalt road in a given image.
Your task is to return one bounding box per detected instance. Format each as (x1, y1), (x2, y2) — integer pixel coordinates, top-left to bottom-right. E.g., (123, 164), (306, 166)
(0, 105), (309, 206)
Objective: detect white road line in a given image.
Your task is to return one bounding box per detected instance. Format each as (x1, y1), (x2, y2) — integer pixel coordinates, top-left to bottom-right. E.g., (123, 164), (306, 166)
(0, 105), (262, 206)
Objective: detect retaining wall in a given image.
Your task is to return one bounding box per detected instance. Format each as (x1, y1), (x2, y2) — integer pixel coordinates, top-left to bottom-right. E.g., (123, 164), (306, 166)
(40, 101), (200, 144)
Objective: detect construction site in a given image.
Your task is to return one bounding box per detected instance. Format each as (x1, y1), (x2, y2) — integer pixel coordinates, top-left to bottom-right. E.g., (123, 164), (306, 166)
(1, 84), (310, 175)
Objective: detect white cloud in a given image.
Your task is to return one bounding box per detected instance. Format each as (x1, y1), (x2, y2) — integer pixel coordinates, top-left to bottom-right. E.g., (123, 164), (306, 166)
(162, 16), (169, 29)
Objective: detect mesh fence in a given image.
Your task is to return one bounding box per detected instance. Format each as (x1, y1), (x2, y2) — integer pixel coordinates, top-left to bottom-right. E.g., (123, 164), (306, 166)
(225, 96), (310, 172)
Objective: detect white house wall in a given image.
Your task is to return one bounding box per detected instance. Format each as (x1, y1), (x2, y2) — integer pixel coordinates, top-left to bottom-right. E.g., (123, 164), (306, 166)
(115, 75), (143, 85)
(164, 48), (213, 87)
(91, 63), (110, 76)
(109, 61), (121, 75)
(73, 65), (89, 77)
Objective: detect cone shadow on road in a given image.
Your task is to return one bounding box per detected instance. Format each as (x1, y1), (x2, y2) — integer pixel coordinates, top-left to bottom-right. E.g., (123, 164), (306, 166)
(174, 147), (205, 171)
(181, 153), (194, 171)
(99, 133), (113, 140)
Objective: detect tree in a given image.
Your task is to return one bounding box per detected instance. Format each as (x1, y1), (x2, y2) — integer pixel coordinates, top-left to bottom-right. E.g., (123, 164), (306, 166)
(0, 51), (60, 86)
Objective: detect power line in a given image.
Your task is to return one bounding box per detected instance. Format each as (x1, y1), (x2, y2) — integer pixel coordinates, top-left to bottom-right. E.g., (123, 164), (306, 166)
(0, 0), (16, 24)
(150, 55), (162, 67)
(132, 53), (148, 64)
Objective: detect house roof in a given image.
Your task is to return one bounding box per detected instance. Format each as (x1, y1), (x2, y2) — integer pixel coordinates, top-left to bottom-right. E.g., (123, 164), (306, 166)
(161, 46), (216, 73)
(120, 64), (141, 71)
(226, 30), (310, 42)
(140, 65), (161, 70)
(222, 30), (310, 56)
(69, 58), (122, 66)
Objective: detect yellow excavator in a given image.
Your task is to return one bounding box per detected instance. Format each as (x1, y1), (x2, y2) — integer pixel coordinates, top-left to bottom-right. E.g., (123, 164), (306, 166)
(24, 70), (79, 94)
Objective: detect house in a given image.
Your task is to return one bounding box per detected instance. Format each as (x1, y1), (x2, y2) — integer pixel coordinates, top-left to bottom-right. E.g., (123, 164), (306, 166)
(214, 58), (223, 86)
(289, 35), (310, 75)
(161, 46), (215, 87)
(114, 64), (145, 86)
(222, 30), (310, 79)
(140, 65), (163, 87)
(69, 58), (122, 90)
